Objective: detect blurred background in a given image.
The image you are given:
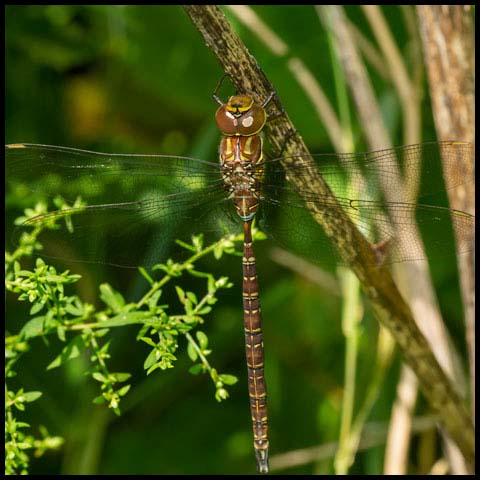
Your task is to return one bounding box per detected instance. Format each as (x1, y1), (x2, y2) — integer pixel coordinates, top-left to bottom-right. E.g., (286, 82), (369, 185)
(5, 5), (472, 475)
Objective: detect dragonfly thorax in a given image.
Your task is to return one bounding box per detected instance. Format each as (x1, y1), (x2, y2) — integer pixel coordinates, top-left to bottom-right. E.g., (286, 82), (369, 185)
(219, 136), (264, 221)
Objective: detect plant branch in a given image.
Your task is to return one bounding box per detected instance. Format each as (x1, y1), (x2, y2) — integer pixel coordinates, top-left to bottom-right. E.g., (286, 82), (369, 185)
(417, 4), (475, 420)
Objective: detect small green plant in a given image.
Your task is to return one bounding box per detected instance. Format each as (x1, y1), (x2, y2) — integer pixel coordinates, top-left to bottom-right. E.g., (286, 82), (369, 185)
(5, 201), (259, 474)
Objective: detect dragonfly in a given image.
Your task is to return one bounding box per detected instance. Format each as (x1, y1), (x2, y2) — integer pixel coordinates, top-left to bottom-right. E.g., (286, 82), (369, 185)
(5, 90), (475, 473)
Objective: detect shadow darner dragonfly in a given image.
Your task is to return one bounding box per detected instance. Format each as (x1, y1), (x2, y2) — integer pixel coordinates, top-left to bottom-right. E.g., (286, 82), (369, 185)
(5, 93), (475, 473)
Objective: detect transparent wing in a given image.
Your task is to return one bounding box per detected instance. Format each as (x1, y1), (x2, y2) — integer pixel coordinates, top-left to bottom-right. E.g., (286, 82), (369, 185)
(259, 141), (474, 267)
(263, 141), (473, 202)
(6, 143), (237, 267)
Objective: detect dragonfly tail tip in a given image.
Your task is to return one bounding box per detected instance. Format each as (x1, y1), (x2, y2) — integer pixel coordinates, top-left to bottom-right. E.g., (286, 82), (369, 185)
(255, 448), (269, 474)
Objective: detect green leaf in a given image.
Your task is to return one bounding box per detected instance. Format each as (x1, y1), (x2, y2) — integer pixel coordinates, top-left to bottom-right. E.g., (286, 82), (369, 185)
(187, 341), (198, 362)
(146, 363), (162, 375)
(93, 395), (106, 405)
(138, 267), (154, 285)
(19, 316), (44, 340)
(23, 391), (42, 402)
(35, 258), (46, 268)
(117, 385), (131, 396)
(188, 364), (205, 375)
(175, 239), (196, 252)
(47, 336), (83, 370)
(45, 274), (66, 283)
(184, 299), (193, 315)
(99, 284), (125, 313)
(186, 291), (198, 305)
(15, 422), (31, 429)
(148, 290), (163, 310)
(139, 336), (156, 348)
(29, 301), (45, 315)
(65, 301), (83, 316)
(213, 244), (224, 260)
(5, 348), (16, 359)
(112, 372), (131, 382)
(196, 331), (208, 349)
(95, 328), (109, 338)
(219, 374), (238, 385)
(136, 323), (150, 340)
(57, 325), (66, 342)
(197, 306), (212, 315)
(92, 372), (107, 383)
(143, 349), (159, 370)
(65, 274), (82, 283)
(175, 285), (186, 303)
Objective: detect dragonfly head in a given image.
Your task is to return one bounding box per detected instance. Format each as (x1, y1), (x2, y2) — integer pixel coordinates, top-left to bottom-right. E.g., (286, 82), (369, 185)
(215, 95), (267, 137)
(226, 95), (254, 114)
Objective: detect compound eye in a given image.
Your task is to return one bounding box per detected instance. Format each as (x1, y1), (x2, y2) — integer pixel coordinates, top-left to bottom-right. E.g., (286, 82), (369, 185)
(215, 97), (267, 136)
(237, 105), (266, 135)
(215, 104), (237, 135)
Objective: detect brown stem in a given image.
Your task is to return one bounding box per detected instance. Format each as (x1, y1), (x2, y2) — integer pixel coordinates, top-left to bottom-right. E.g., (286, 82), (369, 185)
(417, 4), (475, 419)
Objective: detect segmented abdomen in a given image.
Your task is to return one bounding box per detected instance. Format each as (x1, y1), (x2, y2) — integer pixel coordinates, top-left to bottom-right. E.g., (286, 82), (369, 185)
(242, 220), (268, 472)
(220, 132), (269, 472)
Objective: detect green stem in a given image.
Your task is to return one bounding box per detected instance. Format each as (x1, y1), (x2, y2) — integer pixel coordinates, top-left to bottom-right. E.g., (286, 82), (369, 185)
(335, 267), (363, 474)
(184, 331), (214, 376)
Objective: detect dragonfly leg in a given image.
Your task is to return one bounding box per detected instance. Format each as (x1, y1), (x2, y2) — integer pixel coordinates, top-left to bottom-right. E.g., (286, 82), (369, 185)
(262, 90), (287, 124)
(261, 90), (277, 109)
(212, 73), (230, 105)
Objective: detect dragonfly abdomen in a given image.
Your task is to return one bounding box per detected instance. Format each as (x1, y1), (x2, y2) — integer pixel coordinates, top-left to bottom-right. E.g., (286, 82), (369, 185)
(243, 219), (269, 473)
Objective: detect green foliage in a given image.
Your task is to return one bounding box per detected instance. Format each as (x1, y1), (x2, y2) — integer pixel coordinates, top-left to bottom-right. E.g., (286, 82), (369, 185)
(5, 202), (247, 474)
